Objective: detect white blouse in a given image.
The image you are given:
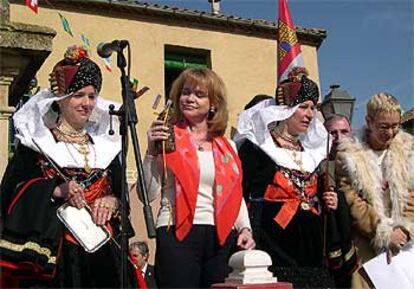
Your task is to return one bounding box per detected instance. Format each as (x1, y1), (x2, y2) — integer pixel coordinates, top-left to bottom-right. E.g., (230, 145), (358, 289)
(142, 145), (251, 232)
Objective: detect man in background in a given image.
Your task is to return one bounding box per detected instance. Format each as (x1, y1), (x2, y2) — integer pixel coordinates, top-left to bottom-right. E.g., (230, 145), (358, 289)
(324, 114), (352, 159)
(130, 241), (157, 289)
(323, 114), (357, 288)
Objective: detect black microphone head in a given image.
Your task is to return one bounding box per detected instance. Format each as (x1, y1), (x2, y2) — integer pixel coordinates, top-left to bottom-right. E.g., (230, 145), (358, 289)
(97, 42), (112, 58)
(97, 40), (129, 58)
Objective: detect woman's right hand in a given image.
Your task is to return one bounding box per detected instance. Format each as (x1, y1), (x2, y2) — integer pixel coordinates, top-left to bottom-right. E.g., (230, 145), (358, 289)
(53, 180), (85, 209)
(147, 120), (170, 155)
(389, 227), (409, 251)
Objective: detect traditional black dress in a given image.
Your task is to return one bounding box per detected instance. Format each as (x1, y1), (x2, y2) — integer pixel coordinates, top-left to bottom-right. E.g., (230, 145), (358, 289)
(0, 89), (136, 288)
(239, 139), (334, 288)
(235, 98), (357, 288)
(0, 144), (137, 288)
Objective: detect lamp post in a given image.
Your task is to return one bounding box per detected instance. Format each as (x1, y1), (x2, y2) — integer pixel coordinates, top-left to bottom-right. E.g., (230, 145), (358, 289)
(208, 0), (221, 15)
(320, 84), (356, 124)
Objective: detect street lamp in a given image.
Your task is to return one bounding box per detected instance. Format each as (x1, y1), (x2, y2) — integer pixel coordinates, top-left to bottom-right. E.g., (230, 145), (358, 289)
(208, 0), (221, 14)
(320, 84), (356, 124)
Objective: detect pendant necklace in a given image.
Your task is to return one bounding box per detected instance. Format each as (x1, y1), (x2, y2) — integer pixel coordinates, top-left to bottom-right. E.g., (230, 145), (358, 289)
(290, 150), (305, 173)
(194, 139), (206, 151)
(187, 127), (209, 151)
(73, 143), (92, 173)
(64, 141), (96, 174)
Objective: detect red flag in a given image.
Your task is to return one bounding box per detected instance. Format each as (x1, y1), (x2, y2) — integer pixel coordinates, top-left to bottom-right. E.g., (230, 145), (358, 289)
(277, 0), (304, 82)
(25, 0), (38, 14)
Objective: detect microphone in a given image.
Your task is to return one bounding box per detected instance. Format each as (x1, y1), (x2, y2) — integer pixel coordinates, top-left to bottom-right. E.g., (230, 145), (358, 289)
(97, 40), (129, 58)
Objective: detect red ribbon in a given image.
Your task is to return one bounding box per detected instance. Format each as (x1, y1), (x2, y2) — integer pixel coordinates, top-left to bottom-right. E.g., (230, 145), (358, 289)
(264, 171), (318, 229)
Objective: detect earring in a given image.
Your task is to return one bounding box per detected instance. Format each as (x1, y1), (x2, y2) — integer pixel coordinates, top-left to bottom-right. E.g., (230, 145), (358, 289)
(51, 101), (61, 115)
(208, 106), (216, 120)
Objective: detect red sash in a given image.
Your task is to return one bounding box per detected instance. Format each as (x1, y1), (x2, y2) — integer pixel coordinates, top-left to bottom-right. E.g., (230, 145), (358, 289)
(165, 124), (242, 245)
(264, 170), (319, 229)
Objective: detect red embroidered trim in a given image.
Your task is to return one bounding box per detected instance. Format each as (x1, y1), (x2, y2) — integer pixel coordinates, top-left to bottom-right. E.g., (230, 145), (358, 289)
(0, 260), (19, 269)
(7, 177), (45, 215)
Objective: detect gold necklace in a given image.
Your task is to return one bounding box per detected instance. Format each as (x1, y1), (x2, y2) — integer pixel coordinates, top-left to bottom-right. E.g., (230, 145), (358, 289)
(290, 150), (305, 173)
(56, 121), (87, 138)
(65, 142), (96, 174)
(54, 127), (89, 145)
(272, 125), (299, 144)
(270, 129), (301, 151)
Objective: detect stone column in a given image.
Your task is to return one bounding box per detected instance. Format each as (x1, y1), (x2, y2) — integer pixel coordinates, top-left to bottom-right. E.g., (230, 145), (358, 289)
(212, 250), (292, 289)
(0, 0), (10, 25)
(0, 75), (16, 177)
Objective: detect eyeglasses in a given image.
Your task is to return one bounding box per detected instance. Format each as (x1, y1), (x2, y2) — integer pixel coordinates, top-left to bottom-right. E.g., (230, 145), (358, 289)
(181, 87), (208, 99)
(375, 123), (400, 132)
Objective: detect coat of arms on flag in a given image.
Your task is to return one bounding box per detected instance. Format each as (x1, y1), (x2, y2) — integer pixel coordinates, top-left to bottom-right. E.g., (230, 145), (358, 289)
(25, 0), (38, 14)
(277, 0), (304, 82)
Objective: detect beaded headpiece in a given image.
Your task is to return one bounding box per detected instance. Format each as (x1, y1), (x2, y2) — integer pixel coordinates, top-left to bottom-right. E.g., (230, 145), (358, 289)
(275, 67), (319, 107)
(49, 45), (102, 96)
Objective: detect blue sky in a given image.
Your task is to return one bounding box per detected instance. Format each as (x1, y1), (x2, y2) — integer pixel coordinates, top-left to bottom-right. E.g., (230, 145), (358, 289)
(150, 0), (413, 128)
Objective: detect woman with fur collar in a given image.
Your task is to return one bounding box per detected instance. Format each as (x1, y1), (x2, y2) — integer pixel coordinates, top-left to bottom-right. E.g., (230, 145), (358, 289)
(336, 92), (414, 288)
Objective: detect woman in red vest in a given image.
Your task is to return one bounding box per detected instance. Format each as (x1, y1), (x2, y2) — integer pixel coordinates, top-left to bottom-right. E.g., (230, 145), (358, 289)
(141, 68), (255, 288)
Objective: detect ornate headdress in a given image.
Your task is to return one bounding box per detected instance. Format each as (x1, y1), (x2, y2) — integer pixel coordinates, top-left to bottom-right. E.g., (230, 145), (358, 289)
(49, 45), (102, 96)
(275, 67), (319, 107)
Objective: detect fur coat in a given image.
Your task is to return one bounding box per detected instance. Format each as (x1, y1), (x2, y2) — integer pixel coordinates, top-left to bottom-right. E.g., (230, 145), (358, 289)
(335, 129), (414, 260)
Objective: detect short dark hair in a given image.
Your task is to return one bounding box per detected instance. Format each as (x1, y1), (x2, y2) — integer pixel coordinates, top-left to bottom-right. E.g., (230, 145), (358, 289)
(324, 114), (350, 127)
(129, 241), (149, 255)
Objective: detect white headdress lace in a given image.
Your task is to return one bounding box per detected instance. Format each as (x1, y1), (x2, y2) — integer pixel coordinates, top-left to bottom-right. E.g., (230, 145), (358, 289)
(13, 89), (121, 169)
(234, 98), (330, 173)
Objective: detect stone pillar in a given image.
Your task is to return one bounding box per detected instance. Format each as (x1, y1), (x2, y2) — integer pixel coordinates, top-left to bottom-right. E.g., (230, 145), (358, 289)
(212, 250), (292, 289)
(0, 75), (16, 177)
(0, 0), (10, 25)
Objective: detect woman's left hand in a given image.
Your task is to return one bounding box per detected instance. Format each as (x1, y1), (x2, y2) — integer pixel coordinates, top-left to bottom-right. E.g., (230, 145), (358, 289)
(91, 195), (119, 225)
(323, 190), (338, 211)
(237, 228), (256, 250)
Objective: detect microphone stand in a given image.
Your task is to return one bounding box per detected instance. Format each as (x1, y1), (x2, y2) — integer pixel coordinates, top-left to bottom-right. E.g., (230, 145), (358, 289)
(109, 42), (156, 288)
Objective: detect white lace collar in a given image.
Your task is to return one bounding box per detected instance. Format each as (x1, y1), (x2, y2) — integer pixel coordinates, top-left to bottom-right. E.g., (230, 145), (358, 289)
(13, 89), (121, 169)
(234, 99), (330, 173)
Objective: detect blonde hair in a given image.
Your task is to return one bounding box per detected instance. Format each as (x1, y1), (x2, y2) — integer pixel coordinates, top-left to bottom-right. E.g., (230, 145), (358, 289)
(169, 68), (228, 137)
(367, 92), (401, 118)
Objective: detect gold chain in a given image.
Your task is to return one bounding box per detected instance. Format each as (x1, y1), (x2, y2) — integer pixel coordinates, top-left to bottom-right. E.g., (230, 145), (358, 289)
(271, 129), (301, 151)
(290, 150), (305, 173)
(63, 141), (96, 174)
